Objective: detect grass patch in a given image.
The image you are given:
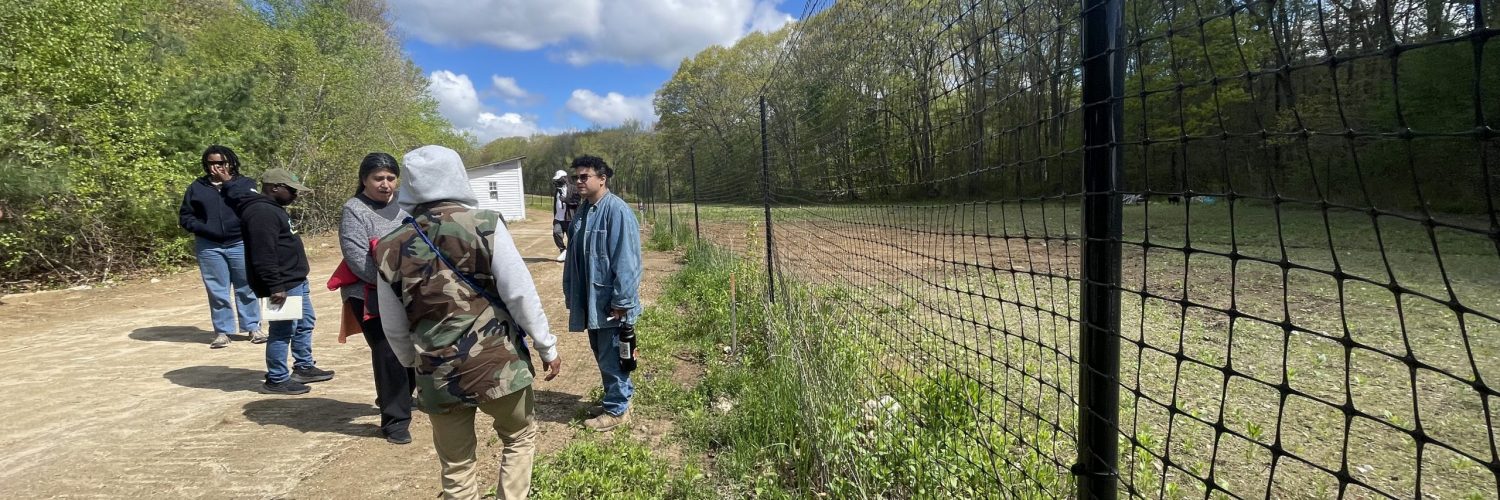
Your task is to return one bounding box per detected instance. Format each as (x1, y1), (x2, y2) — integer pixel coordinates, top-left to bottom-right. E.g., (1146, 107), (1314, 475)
(612, 198), (1500, 499)
(668, 199), (1499, 499)
(528, 434), (711, 500)
(525, 194), (551, 213)
(644, 210), (696, 252)
(634, 243), (1060, 497)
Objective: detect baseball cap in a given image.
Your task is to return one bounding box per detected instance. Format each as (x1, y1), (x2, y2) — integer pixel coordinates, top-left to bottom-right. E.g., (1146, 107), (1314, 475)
(261, 168), (312, 193)
(553, 169), (568, 180)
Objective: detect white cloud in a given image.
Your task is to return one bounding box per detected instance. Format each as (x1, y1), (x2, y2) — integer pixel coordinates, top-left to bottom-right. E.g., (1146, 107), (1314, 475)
(473, 112), (541, 139)
(427, 70), (542, 142)
(387, 0), (597, 50)
(388, 0), (797, 67)
(565, 89), (657, 127)
(749, 1), (796, 34)
(427, 70), (482, 122)
(490, 76), (529, 100)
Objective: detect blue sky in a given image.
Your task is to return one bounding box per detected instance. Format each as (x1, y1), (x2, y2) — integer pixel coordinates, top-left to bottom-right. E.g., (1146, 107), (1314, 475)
(386, 0), (827, 143)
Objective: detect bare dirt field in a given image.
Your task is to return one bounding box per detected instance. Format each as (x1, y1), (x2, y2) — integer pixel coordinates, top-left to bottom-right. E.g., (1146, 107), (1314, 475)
(0, 210), (681, 499)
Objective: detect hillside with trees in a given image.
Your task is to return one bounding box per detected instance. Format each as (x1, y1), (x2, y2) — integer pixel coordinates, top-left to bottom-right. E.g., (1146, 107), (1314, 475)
(0, 0), (462, 286)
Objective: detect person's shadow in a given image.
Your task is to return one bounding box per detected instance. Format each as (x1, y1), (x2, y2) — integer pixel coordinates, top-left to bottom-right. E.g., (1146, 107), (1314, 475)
(131, 326), (214, 344)
(522, 257), (559, 264)
(533, 388), (591, 424)
(163, 366), (378, 436)
(243, 398), (380, 437)
(164, 365), (264, 392)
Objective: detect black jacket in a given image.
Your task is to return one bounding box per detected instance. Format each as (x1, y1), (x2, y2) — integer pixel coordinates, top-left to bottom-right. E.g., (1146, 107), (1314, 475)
(552, 182), (579, 222)
(224, 184), (309, 296)
(178, 176), (256, 243)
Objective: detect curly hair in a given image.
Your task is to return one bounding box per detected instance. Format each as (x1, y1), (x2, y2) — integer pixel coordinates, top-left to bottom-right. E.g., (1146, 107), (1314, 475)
(200, 145), (241, 177)
(569, 155), (613, 179)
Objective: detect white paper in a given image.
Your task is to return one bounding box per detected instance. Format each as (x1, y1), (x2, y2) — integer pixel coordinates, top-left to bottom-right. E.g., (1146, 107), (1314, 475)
(259, 295), (304, 322)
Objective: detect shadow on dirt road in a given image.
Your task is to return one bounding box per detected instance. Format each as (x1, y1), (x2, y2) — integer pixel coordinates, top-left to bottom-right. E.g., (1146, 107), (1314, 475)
(164, 365), (265, 392)
(243, 397), (379, 437)
(130, 325), (215, 344)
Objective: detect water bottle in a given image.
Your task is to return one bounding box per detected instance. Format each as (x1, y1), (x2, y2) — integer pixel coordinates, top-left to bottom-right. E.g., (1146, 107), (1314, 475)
(618, 323), (638, 372)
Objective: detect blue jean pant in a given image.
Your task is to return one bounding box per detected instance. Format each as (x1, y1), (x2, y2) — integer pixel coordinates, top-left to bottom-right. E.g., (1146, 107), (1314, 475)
(265, 281), (316, 383)
(194, 238), (260, 335)
(586, 327), (633, 416)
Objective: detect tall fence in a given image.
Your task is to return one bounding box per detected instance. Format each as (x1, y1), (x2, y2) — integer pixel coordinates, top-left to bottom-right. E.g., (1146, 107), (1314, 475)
(641, 0), (1499, 497)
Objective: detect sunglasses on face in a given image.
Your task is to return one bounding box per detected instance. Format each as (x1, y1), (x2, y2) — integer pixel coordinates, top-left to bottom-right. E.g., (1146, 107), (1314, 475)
(571, 174), (597, 182)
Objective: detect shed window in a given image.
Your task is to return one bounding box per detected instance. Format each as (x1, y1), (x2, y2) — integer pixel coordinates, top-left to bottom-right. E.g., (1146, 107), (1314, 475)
(488, 181), (498, 200)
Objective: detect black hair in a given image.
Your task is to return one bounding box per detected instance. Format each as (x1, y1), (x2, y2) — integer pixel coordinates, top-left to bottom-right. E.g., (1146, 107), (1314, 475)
(200, 145), (241, 177)
(355, 152), (400, 197)
(569, 155), (613, 179)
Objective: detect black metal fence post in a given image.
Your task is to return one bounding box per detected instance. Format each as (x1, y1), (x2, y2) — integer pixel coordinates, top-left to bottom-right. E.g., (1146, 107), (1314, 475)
(690, 145), (701, 244)
(667, 160), (675, 240)
(759, 95), (775, 303)
(1077, 0), (1125, 495)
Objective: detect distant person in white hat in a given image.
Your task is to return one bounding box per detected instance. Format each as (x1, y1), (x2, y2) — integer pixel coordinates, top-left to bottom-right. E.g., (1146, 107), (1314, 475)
(551, 169), (579, 262)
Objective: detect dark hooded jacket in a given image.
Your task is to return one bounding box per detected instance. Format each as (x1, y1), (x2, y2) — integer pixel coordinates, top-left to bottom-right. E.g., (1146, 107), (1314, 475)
(178, 175), (256, 243)
(224, 184), (309, 296)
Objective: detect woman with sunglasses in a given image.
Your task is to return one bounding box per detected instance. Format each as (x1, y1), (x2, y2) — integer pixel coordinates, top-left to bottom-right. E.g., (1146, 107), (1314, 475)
(178, 145), (263, 349)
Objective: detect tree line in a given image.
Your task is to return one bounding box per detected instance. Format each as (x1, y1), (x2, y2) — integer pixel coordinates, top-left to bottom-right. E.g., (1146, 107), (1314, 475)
(474, 122), (662, 201)
(647, 0), (1497, 212)
(0, 0), (463, 286)
(5, 0), (1492, 285)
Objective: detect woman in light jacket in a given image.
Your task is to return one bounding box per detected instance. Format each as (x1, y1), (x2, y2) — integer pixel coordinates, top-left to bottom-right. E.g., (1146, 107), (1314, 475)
(337, 152), (415, 444)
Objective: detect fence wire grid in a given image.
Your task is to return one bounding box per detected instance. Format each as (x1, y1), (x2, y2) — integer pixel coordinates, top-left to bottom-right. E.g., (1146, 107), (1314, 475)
(632, 0), (1500, 497)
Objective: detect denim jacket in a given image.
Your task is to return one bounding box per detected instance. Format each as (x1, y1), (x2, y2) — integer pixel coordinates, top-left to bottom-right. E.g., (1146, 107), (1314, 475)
(563, 192), (642, 331)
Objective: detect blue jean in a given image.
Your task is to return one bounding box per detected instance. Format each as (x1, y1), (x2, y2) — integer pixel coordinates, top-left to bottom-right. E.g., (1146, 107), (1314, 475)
(265, 282), (316, 383)
(586, 327), (633, 416)
(195, 238), (260, 334)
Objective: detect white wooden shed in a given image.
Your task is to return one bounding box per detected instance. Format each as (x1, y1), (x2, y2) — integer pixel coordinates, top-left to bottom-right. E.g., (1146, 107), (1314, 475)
(466, 156), (526, 221)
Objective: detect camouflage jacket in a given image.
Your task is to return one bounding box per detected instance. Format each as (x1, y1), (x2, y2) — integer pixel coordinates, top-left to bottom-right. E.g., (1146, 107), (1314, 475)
(376, 202), (532, 413)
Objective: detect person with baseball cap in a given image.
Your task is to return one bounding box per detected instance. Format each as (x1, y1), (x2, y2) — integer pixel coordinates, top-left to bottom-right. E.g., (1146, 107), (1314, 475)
(221, 167), (336, 394)
(551, 169), (580, 262)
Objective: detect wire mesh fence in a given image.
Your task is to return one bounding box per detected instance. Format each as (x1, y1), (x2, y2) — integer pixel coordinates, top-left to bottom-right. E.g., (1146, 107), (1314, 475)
(637, 0), (1499, 497)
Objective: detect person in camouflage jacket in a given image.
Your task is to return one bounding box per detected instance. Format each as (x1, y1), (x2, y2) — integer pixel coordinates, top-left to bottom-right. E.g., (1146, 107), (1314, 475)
(376, 145), (562, 500)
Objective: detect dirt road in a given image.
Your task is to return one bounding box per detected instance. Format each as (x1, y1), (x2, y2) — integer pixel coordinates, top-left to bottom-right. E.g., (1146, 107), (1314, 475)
(0, 212), (678, 499)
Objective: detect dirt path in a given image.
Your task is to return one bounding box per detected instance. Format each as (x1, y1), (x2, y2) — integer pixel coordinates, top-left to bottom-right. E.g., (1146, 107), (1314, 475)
(0, 210), (680, 499)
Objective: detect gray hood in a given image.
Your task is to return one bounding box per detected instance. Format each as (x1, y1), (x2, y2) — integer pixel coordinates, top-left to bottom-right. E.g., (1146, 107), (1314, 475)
(398, 145), (477, 214)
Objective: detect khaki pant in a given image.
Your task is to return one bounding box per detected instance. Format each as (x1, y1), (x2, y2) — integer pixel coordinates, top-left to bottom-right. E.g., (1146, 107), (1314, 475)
(429, 385), (536, 500)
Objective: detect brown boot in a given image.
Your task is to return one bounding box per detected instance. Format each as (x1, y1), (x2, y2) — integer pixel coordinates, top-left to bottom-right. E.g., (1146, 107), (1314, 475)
(583, 408), (631, 432)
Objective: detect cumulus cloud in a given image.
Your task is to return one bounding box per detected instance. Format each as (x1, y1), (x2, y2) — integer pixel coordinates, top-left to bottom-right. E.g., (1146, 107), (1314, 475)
(387, 0), (596, 50)
(389, 0), (797, 67)
(427, 70), (542, 142)
(473, 112), (541, 139)
(749, 1), (797, 34)
(428, 70), (482, 122)
(565, 90), (658, 127)
(491, 76), (529, 100)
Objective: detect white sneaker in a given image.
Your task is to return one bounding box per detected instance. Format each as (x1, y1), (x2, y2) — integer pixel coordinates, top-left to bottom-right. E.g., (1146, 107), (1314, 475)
(556, 251), (566, 262)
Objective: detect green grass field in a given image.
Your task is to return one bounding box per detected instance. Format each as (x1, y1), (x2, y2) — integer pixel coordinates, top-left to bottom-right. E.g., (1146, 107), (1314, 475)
(641, 199), (1499, 499)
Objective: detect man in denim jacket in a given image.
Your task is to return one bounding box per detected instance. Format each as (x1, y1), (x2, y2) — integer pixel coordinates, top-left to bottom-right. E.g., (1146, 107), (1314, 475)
(562, 155), (642, 432)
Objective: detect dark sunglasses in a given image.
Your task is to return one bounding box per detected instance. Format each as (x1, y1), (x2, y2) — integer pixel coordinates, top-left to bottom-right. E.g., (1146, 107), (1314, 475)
(571, 173), (601, 182)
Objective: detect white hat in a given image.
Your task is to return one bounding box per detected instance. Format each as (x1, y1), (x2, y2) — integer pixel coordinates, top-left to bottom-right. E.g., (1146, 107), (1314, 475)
(553, 170), (568, 180)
